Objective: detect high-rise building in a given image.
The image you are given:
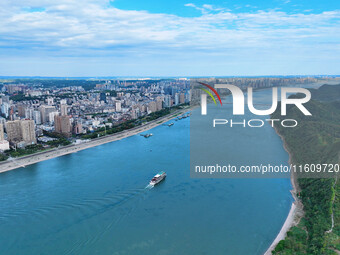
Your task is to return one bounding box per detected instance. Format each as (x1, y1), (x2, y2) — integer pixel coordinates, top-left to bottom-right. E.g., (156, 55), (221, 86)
(175, 93), (179, 105)
(179, 93), (185, 104)
(0, 123), (4, 141)
(115, 101), (122, 112)
(39, 105), (56, 123)
(164, 95), (172, 108)
(0, 96), (10, 104)
(100, 93), (107, 103)
(60, 99), (68, 116)
(131, 105), (140, 120)
(1, 102), (10, 118)
(17, 103), (27, 117)
(6, 120), (36, 145)
(54, 115), (71, 137)
(25, 108), (34, 120)
(0, 120), (9, 150)
(6, 120), (22, 143)
(49, 111), (60, 124)
(33, 110), (42, 125)
(156, 97), (163, 111)
(20, 120), (36, 144)
(185, 92), (190, 103)
(147, 101), (157, 113)
(9, 106), (15, 120)
(60, 103), (68, 116)
(73, 122), (83, 135)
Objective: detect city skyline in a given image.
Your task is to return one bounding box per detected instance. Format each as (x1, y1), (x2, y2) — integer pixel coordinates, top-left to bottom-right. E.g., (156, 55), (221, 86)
(0, 0), (339, 76)
(0, 79), (190, 151)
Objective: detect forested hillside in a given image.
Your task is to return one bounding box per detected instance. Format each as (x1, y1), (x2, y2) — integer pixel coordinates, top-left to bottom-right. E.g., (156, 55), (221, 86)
(272, 85), (340, 255)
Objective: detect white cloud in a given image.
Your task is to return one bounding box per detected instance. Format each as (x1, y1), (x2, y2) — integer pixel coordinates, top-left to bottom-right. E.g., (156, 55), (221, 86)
(184, 3), (228, 14)
(184, 3), (207, 13)
(0, 1), (339, 75)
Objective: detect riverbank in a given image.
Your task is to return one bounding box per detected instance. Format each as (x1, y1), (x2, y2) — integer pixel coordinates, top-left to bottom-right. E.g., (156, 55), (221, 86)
(0, 108), (190, 174)
(264, 125), (303, 255)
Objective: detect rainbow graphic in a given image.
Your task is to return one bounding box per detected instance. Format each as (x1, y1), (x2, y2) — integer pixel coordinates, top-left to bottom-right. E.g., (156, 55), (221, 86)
(199, 82), (223, 106)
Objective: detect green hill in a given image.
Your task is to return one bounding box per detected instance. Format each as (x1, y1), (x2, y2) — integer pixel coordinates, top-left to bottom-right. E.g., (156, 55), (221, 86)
(271, 85), (340, 255)
(310, 84), (340, 102)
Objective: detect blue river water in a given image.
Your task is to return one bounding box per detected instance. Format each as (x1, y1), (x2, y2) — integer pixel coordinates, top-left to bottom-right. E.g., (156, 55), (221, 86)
(0, 100), (293, 255)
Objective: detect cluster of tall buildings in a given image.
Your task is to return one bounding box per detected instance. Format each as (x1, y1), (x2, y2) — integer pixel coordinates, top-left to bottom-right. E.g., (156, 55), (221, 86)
(0, 119), (36, 150)
(6, 119), (36, 145)
(0, 79), (190, 151)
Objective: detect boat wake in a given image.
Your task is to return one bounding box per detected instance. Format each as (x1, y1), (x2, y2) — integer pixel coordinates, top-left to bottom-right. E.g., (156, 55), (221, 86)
(1, 181), (159, 255)
(145, 184), (154, 189)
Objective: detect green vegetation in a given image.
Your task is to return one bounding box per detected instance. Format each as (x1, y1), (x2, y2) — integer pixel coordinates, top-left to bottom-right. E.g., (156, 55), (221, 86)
(0, 153), (8, 161)
(6, 144), (45, 158)
(81, 103), (189, 140)
(145, 108), (171, 122)
(42, 131), (72, 146)
(272, 85), (340, 255)
(310, 85), (340, 102)
(274, 224), (308, 254)
(0, 133), (71, 161)
(43, 130), (67, 139)
(46, 138), (71, 147)
(10, 92), (41, 102)
(81, 120), (136, 139)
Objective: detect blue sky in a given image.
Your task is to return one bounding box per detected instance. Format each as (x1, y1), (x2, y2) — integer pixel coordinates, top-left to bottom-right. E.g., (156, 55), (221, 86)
(113, 0), (340, 16)
(0, 0), (339, 77)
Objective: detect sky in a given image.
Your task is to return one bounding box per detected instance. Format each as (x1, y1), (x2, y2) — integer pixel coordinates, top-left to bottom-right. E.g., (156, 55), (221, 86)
(0, 0), (339, 77)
